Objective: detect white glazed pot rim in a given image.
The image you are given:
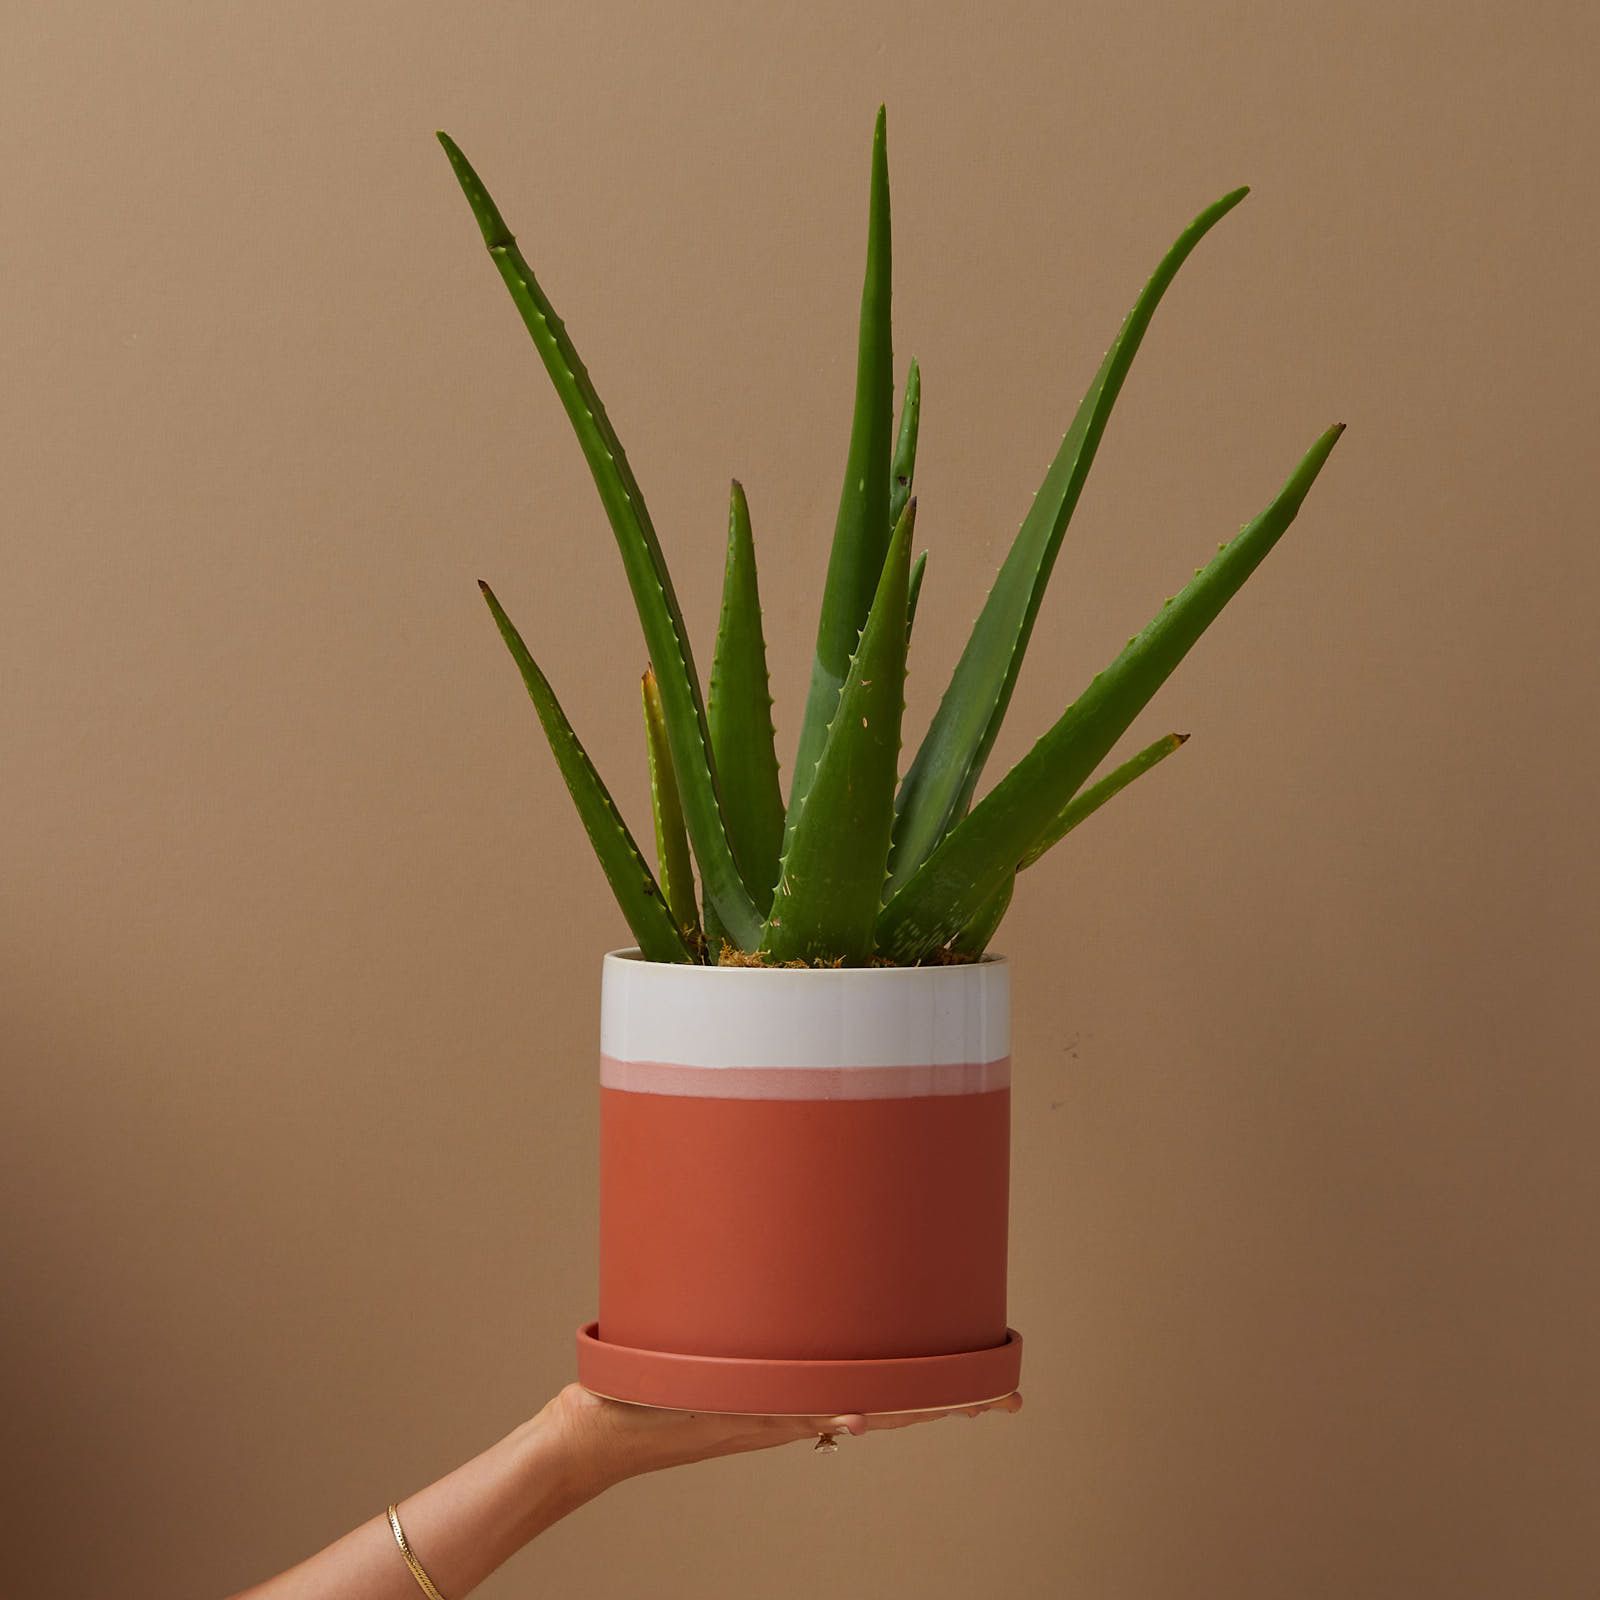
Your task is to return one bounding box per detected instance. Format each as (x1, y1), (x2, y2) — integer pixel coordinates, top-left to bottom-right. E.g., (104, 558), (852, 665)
(601, 947), (1010, 1072)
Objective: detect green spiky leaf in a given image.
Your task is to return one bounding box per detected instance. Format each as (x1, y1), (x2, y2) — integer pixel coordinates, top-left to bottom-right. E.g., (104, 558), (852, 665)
(878, 424), (1344, 962)
(787, 107), (894, 844)
(948, 732), (1187, 958)
(1019, 730), (1188, 871)
(708, 480), (785, 913)
(479, 582), (693, 964)
(906, 549), (928, 643)
(763, 500), (915, 964)
(890, 357), (921, 528)
(887, 186), (1251, 896)
(439, 133), (762, 949)
(948, 876), (1013, 961)
(641, 667), (700, 938)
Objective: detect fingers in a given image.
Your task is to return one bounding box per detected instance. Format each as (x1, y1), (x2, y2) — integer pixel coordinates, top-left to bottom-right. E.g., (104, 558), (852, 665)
(946, 1393), (1022, 1422)
(563, 1386), (1024, 1475)
(803, 1391), (1022, 1438)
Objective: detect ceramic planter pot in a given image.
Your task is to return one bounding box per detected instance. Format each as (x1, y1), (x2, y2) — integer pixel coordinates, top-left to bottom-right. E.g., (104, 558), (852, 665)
(576, 950), (1022, 1414)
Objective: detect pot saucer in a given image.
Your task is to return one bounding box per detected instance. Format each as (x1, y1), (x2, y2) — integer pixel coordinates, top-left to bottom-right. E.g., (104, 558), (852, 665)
(576, 1321), (1022, 1416)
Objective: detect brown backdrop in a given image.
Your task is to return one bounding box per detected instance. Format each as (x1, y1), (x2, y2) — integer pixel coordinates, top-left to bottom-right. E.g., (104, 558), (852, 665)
(5, 2), (1598, 1596)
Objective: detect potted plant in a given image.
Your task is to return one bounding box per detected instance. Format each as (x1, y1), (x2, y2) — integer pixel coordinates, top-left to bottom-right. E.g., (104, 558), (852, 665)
(438, 110), (1341, 1416)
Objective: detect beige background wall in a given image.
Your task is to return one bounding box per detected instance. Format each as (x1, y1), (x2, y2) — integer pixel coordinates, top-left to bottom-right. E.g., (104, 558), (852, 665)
(5, 2), (1598, 1595)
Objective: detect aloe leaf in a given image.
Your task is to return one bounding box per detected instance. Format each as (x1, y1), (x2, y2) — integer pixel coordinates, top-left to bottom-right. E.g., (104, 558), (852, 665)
(1019, 731), (1188, 871)
(641, 668), (700, 938)
(947, 733), (1186, 958)
(890, 357), (921, 528)
(708, 480), (785, 912)
(786, 107), (894, 844)
(948, 876), (1014, 961)
(887, 186), (1251, 896)
(763, 500), (915, 964)
(878, 424), (1344, 962)
(479, 582), (694, 965)
(905, 548), (928, 644)
(438, 133), (762, 949)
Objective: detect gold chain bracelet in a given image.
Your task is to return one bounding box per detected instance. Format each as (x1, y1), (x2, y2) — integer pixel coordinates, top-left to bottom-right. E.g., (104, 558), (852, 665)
(387, 1503), (448, 1600)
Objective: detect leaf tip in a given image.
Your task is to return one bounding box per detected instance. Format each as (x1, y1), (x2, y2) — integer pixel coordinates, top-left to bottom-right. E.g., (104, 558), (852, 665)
(1202, 185), (1251, 226)
(1312, 420), (1347, 464)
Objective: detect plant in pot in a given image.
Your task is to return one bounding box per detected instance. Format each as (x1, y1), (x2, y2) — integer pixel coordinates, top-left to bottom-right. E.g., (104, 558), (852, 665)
(438, 110), (1341, 1416)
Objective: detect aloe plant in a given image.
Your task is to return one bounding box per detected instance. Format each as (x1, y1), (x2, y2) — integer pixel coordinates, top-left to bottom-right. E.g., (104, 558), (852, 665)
(443, 111), (1343, 966)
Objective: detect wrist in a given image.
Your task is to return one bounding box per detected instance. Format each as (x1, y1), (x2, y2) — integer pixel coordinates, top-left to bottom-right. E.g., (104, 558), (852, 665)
(499, 1403), (605, 1541)
(511, 1385), (631, 1511)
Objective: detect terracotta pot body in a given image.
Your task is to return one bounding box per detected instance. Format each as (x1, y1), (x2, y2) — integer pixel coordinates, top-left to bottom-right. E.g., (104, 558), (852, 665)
(575, 951), (1022, 1414)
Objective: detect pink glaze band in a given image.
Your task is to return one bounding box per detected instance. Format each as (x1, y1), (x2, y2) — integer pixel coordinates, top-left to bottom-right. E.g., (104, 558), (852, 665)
(599, 1053), (1011, 1100)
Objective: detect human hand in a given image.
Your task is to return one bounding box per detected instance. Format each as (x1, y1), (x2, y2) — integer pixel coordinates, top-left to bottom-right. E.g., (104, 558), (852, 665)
(228, 1382), (1017, 1599)
(545, 1381), (1022, 1491)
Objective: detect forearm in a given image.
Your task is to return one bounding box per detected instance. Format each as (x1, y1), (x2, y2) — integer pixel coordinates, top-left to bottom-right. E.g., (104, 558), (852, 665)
(230, 1395), (603, 1600)
(228, 1381), (1020, 1597)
